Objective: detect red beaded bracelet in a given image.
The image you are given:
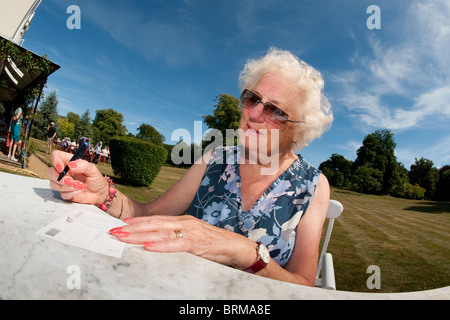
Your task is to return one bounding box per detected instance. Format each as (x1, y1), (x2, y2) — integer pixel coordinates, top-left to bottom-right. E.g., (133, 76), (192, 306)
(99, 175), (117, 213)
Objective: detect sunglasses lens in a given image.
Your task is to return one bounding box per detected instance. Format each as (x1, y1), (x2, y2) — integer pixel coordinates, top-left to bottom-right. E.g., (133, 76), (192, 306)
(240, 90), (289, 127)
(265, 104), (288, 126)
(241, 90), (259, 106)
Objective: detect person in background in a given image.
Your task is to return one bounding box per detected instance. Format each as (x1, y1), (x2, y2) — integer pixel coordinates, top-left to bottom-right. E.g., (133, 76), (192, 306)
(46, 122), (57, 154)
(93, 141), (102, 164)
(100, 145), (109, 163)
(78, 137), (91, 159)
(7, 105), (23, 161)
(61, 137), (69, 152)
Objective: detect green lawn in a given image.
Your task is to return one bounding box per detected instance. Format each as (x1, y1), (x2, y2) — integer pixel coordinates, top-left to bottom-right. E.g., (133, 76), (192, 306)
(107, 165), (450, 293)
(23, 138), (450, 292)
(329, 188), (450, 293)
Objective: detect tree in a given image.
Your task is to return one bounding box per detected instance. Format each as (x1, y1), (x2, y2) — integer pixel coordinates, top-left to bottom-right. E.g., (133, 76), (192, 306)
(353, 129), (399, 194)
(202, 93), (241, 147)
(319, 153), (353, 188)
(32, 91), (59, 140)
(136, 123), (165, 146)
(67, 112), (81, 139)
(435, 165), (450, 201)
(58, 111), (81, 140)
(409, 157), (439, 199)
(58, 117), (75, 139)
(74, 109), (93, 140)
(391, 162), (410, 198)
(403, 183), (425, 200)
(353, 164), (383, 194)
(92, 108), (127, 145)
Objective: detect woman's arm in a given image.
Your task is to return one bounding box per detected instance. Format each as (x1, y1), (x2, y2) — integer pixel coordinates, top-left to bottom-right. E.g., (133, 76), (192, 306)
(111, 174), (330, 286)
(13, 111), (22, 121)
(48, 150), (212, 219)
(137, 150), (212, 218)
(262, 173), (330, 286)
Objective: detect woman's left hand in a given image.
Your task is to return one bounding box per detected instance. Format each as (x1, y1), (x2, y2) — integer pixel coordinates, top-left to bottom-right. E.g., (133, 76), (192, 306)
(109, 215), (256, 269)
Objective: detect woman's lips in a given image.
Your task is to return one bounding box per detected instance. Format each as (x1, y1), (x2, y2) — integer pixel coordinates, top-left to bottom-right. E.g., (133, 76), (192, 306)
(246, 125), (262, 135)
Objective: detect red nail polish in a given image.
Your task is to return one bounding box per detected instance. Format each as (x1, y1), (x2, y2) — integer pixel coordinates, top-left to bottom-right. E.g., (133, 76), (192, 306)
(143, 242), (155, 247)
(56, 163), (63, 172)
(109, 227), (122, 234)
(68, 162), (78, 169)
(64, 178), (74, 186)
(115, 231), (129, 237)
(123, 217), (133, 222)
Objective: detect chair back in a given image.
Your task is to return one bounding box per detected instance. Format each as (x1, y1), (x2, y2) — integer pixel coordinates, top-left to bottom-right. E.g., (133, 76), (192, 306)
(315, 200), (343, 282)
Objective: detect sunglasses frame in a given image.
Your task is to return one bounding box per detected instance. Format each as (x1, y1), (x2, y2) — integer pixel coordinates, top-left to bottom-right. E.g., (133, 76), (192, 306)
(240, 89), (304, 127)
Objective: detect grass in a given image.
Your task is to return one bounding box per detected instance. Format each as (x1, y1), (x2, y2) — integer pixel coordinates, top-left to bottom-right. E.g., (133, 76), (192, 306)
(329, 189), (450, 293)
(96, 162), (187, 202)
(18, 138), (450, 292)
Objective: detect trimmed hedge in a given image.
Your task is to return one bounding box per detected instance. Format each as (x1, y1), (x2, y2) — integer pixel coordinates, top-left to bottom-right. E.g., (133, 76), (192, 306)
(109, 136), (168, 186)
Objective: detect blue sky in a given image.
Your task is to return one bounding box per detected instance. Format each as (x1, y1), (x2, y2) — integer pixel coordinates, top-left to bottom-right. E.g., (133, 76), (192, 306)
(21, 0), (450, 169)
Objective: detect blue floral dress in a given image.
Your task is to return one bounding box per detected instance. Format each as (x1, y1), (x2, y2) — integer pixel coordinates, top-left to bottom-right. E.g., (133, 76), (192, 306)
(186, 146), (321, 267)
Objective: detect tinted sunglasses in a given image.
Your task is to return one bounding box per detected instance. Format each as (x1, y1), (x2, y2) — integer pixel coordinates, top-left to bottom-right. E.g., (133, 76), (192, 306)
(240, 89), (303, 127)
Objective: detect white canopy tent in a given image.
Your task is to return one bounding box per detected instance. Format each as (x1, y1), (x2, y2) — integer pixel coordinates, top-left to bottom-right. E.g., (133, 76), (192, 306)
(0, 0), (42, 45)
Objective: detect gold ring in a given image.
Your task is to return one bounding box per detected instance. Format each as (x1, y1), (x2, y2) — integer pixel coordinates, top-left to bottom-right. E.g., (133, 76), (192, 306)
(174, 230), (183, 239)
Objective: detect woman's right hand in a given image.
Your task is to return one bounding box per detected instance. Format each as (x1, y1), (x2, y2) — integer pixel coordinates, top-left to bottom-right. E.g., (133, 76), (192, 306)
(48, 151), (108, 207)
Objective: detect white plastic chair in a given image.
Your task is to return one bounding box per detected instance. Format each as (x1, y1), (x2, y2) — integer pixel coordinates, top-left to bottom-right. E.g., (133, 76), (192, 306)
(315, 199), (343, 290)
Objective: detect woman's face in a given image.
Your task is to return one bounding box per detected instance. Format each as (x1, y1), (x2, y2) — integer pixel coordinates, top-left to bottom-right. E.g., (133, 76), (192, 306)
(238, 73), (301, 161)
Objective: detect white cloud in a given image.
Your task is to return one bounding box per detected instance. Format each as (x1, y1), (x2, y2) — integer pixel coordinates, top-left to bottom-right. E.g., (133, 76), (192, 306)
(414, 86), (450, 117)
(396, 135), (450, 169)
(331, 0), (450, 131)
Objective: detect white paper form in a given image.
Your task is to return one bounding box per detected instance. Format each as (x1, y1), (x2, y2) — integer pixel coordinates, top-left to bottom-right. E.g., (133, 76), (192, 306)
(36, 209), (128, 258)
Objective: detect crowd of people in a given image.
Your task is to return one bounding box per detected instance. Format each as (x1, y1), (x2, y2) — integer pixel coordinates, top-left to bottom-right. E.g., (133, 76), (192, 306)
(2, 107), (109, 165)
(59, 136), (110, 164)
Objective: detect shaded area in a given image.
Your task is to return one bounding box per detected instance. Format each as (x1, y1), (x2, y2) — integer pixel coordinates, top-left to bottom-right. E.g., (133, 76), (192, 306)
(404, 201), (450, 214)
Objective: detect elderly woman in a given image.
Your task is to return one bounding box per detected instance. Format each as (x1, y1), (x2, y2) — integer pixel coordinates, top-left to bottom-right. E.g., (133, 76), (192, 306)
(48, 48), (333, 287)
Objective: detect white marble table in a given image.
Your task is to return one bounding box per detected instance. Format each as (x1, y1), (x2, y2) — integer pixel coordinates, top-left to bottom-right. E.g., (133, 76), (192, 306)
(0, 171), (449, 300)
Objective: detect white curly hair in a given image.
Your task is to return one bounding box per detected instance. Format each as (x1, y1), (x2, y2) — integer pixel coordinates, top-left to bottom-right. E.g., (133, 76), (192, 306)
(239, 47), (333, 150)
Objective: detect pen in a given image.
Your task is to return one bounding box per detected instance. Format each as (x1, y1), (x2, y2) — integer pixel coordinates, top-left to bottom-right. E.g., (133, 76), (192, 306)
(56, 142), (88, 182)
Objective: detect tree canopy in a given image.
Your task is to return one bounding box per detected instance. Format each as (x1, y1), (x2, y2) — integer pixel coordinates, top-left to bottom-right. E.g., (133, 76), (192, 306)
(319, 153), (352, 188)
(32, 91), (59, 140)
(92, 108), (127, 145)
(353, 129), (399, 194)
(319, 129), (449, 201)
(202, 93), (241, 146)
(136, 123), (165, 146)
(409, 157), (440, 199)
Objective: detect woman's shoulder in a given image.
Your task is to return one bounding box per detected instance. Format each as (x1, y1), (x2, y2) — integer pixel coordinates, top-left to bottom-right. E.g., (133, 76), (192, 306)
(292, 154), (321, 179)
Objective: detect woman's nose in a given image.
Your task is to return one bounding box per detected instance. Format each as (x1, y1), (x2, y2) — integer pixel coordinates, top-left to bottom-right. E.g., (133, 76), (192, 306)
(248, 102), (265, 123)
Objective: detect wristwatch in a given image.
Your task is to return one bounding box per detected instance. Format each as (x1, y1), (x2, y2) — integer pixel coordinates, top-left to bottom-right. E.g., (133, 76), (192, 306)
(243, 242), (270, 274)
